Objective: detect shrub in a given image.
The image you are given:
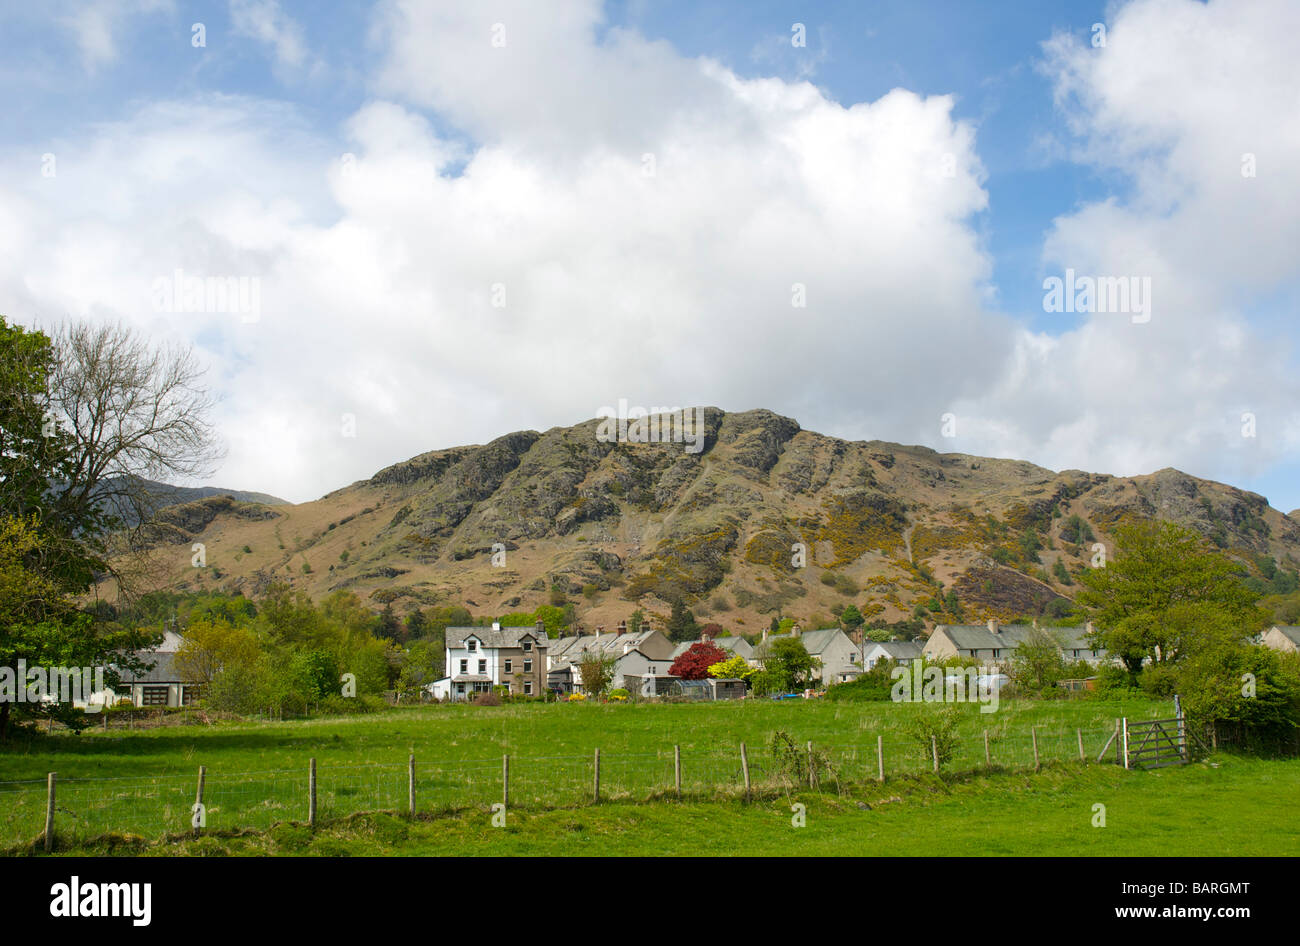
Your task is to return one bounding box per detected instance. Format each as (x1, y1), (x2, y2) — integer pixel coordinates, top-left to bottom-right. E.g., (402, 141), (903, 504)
(901, 705), (962, 766)
(566, 692), (587, 702)
(471, 690), (501, 706)
(608, 688), (629, 702)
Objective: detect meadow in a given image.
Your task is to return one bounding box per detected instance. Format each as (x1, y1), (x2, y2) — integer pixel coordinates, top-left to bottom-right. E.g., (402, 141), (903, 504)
(6, 696), (1295, 855)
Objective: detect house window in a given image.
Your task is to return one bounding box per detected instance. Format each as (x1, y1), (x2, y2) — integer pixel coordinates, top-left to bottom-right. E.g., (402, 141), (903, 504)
(504, 659), (513, 673)
(460, 659), (468, 673)
(467, 640), (477, 652)
(524, 682), (533, 695)
(181, 686), (202, 706)
(141, 685), (169, 706)
(478, 659), (487, 674)
(523, 640), (533, 652)
(523, 658), (532, 673)
(455, 683), (465, 694)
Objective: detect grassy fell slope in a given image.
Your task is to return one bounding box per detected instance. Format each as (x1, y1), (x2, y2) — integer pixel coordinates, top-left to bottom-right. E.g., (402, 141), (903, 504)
(107, 408), (1300, 628)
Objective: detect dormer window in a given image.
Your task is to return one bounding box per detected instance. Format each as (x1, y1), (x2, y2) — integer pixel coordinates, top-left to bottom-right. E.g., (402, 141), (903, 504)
(523, 640), (533, 652)
(467, 639), (477, 653)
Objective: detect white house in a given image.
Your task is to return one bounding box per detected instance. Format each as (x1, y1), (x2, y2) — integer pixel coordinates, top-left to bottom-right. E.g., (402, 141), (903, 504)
(430, 621), (549, 701)
(862, 640), (924, 670)
(756, 626), (860, 687)
(546, 622), (675, 694)
(1263, 625), (1300, 654)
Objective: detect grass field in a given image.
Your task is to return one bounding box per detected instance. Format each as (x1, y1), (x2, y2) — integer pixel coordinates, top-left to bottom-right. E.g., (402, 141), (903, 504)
(6, 696), (1295, 856)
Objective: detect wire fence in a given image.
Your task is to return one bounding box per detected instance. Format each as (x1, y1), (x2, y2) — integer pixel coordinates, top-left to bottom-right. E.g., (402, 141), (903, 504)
(5, 724), (1132, 851)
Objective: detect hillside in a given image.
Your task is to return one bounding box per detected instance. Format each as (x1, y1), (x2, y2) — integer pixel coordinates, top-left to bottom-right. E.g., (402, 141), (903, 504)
(110, 408), (1300, 631)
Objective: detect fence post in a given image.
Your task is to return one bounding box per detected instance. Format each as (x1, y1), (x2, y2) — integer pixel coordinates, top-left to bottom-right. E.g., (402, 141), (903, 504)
(1077, 728), (1085, 763)
(409, 754), (416, 817)
(103, 712), (108, 732)
(984, 730), (990, 767)
(308, 757), (317, 826)
(44, 773), (55, 853)
(931, 735), (939, 773)
(674, 744), (681, 798)
(593, 748), (600, 803)
(740, 742), (751, 802)
(1031, 726), (1040, 772)
(876, 734), (884, 783)
(1174, 694), (1188, 761)
(502, 754), (509, 809)
(194, 765), (205, 835)
(807, 741), (816, 789)
(1121, 718), (1129, 770)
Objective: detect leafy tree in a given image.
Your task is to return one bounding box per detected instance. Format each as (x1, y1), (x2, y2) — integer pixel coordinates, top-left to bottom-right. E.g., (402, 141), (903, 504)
(1177, 644), (1300, 750)
(291, 649), (340, 701)
(666, 598), (698, 643)
(173, 618), (260, 684)
(668, 641), (727, 680)
(627, 609), (645, 635)
(577, 651), (617, 697)
(755, 637), (816, 693)
(708, 654), (756, 682)
(1008, 626), (1068, 692)
(1076, 521), (1266, 674)
(839, 604), (864, 635)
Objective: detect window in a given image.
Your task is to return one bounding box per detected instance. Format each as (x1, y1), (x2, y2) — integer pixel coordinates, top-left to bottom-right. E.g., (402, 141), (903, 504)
(467, 639), (477, 652)
(455, 683), (465, 695)
(141, 685), (169, 706)
(478, 659), (487, 674)
(523, 640), (533, 652)
(181, 686), (202, 706)
(460, 659), (468, 673)
(523, 658), (532, 673)
(524, 682), (533, 695)
(504, 659), (513, 673)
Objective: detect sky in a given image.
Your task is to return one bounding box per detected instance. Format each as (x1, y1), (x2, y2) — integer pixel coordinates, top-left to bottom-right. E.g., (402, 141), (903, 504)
(1, 0), (1297, 510)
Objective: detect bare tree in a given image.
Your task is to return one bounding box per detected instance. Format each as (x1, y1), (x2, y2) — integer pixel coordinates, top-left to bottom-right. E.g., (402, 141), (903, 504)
(44, 321), (223, 596)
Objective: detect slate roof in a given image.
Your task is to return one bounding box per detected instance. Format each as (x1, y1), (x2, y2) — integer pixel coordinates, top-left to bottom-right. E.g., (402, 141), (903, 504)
(445, 625), (548, 649)
(866, 641), (924, 660)
(935, 624), (1100, 653)
(117, 652), (182, 684)
(758, 628), (847, 657)
(669, 637), (753, 659)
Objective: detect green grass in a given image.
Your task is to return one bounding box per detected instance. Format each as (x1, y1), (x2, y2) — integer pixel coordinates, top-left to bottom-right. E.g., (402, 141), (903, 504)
(33, 753), (1300, 857)
(3, 696), (1240, 854)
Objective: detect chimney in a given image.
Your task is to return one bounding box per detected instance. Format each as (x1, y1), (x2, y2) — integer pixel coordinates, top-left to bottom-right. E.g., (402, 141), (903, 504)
(1085, 621), (1094, 635)
(761, 628), (768, 643)
(492, 621), (501, 631)
(623, 642), (631, 654)
(987, 618), (999, 635)
(792, 624), (802, 637)
(536, 619), (545, 635)
(617, 620), (627, 634)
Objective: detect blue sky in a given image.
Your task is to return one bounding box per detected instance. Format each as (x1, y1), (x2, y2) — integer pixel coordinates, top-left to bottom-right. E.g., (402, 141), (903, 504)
(0, 0), (1296, 511)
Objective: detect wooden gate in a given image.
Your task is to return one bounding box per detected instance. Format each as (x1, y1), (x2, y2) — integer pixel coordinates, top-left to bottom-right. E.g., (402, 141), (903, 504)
(1122, 710), (1190, 770)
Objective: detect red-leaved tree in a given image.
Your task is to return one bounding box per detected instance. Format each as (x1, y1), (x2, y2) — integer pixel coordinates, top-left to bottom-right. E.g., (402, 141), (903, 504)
(669, 641), (728, 680)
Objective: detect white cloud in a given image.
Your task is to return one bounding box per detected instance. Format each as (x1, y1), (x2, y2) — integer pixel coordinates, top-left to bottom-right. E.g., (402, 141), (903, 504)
(229, 0), (308, 69)
(956, 0), (1300, 484)
(56, 0), (172, 71)
(2, 0), (1297, 508)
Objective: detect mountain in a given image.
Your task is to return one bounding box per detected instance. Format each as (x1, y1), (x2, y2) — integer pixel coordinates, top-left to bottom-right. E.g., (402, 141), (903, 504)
(113, 408), (1300, 630)
(94, 476), (289, 528)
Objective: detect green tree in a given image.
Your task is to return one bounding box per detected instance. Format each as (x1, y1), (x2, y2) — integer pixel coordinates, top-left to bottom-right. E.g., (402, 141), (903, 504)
(1076, 521), (1265, 674)
(1008, 626), (1068, 692)
(667, 599), (699, 643)
(839, 604), (864, 635)
(755, 637), (816, 693)
(576, 651), (617, 697)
